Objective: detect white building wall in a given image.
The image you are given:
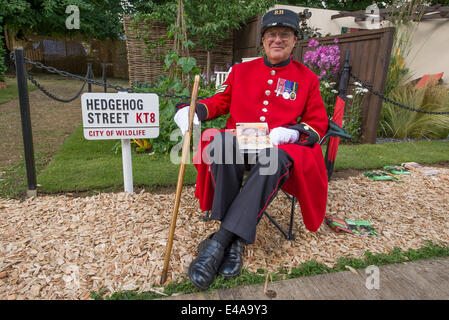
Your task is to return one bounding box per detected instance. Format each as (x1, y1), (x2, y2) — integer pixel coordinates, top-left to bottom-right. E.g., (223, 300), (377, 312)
(272, 4), (449, 86)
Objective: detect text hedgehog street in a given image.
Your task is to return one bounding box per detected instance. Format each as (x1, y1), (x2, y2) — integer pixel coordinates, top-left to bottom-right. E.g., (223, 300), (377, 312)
(87, 112), (129, 124)
(81, 92), (159, 140)
(85, 98), (144, 111)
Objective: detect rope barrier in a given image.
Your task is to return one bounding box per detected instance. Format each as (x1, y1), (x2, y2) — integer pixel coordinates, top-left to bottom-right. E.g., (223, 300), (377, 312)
(318, 69), (343, 81)
(350, 72), (449, 115)
(10, 52), (210, 99)
(10, 52), (449, 115)
(26, 67), (90, 103)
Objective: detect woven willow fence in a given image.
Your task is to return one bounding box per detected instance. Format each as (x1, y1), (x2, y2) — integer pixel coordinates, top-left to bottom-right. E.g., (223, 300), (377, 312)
(123, 15), (233, 85)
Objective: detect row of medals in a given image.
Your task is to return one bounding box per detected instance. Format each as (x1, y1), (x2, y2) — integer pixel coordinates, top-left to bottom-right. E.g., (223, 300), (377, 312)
(275, 90), (296, 101)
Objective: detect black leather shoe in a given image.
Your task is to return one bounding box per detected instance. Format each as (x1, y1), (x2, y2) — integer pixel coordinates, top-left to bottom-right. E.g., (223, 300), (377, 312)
(218, 238), (245, 279)
(197, 233), (215, 254)
(188, 238), (225, 290)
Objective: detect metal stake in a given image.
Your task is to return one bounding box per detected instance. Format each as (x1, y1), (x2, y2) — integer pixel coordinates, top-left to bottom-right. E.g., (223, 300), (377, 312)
(87, 63), (92, 92)
(14, 48), (37, 197)
(102, 61), (107, 93)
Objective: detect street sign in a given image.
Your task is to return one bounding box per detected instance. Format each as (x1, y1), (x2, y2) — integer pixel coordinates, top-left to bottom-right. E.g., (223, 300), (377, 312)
(80, 92), (160, 194)
(81, 92), (159, 140)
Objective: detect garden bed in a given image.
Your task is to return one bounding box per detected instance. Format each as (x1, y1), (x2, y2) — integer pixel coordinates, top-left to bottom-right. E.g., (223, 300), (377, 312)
(1, 163), (448, 299)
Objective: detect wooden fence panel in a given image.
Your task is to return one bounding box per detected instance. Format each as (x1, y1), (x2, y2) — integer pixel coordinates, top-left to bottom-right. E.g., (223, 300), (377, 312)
(233, 15), (262, 64)
(5, 28), (129, 79)
(295, 27), (395, 143)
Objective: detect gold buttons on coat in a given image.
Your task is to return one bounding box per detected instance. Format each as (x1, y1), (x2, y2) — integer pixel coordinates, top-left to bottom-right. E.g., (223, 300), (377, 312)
(262, 108), (268, 112)
(263, 100), (269, 106)
(271, 70), (276, 76)
(267, 79), (273, 85)
(260, 116), (266, 121)
(265, 90), (271, 96)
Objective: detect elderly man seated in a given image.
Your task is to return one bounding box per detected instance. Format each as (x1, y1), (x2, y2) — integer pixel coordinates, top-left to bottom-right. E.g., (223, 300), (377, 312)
(174, 8), (329, 290)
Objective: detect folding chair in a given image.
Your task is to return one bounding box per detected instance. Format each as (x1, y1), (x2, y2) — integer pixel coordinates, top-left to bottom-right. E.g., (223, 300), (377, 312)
(202, 119), (352, 240)
(258, 120), (351, 240)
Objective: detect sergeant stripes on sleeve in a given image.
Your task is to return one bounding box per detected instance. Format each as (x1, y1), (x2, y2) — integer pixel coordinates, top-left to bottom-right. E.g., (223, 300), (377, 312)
(215, 84), (228, 94)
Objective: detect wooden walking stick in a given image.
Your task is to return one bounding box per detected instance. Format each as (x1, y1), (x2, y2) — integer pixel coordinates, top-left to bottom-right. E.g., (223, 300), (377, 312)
(160, 74), (201, 285)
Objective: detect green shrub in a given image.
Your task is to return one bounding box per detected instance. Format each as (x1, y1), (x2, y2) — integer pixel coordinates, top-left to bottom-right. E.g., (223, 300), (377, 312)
(384, 47), (413, 97)
(319, 80), (366, 143)
(378, 83), (449, 139)
(0, 17), (7, 82)
(135, 75), (229, 154)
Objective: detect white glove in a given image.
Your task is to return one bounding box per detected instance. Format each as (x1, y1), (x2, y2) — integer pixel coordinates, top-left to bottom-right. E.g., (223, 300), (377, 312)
(269, 127), (299, 146)
(174, 106), (200, 135)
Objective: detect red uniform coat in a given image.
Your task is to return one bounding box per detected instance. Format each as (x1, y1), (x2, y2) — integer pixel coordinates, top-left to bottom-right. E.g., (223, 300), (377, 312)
(193, 57), (329, 232)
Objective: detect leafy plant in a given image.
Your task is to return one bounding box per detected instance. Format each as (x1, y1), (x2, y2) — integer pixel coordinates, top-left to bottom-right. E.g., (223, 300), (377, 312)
(132, 139), (152, 153)
(0, 16), (6, 82)
(319, 80), (338, 115)
(319, 79), (367, 143)
(133, 0), (275, 82)
(0, 0), (152, 40)
(384, 0), (431, 96)
(342, 82), (369, 142)
(134, 71), (228, 155)
(385, 47), (413, 97)
(378, 83), (449, 139)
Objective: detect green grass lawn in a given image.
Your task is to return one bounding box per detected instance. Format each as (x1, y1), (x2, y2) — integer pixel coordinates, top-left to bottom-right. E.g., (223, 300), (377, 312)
(0, 81), (37, 105)
(36, 125), (449, 194)
(334, 140), (449, 169)
(37, 125), (198, 193)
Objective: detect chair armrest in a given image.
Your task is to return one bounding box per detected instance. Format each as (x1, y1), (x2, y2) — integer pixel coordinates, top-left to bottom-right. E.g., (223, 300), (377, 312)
(319, 120), (352, 145)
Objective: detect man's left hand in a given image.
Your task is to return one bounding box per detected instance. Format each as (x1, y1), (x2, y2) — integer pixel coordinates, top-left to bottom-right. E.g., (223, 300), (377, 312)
(269, 127), (299, 146)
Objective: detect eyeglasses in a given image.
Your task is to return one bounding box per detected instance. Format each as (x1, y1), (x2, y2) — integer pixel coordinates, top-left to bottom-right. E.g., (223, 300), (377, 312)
(264, 31), (294, 40)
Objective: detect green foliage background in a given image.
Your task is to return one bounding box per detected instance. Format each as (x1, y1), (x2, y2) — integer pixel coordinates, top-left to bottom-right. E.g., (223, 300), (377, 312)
(0, 0), (152, 40)
(135, 73), (229, 154)
(0, 16), (6, 81)
(139, 0), (276, 51)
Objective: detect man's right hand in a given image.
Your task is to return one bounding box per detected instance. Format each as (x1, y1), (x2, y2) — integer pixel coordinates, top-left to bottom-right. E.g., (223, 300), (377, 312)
(174, 105), (200, 135)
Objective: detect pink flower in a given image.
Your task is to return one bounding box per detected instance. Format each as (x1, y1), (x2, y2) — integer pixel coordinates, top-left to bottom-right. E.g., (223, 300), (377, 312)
(303, 39), (341, 77)
(308, 38), (319, 48)
(303, 50), (313, 63)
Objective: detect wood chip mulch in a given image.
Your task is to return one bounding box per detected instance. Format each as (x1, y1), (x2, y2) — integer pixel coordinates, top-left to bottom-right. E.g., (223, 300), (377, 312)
(1, 165), (448, 300)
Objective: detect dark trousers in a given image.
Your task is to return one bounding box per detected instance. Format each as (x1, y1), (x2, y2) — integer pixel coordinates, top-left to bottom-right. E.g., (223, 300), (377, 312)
(207, 132), (294, 244)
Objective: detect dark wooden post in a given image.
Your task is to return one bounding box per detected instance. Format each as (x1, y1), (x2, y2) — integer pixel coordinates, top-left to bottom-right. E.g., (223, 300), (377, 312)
(14, 48), (37, 197)
(87, 63), (92, 92)
(338, 50), (352, 98)
(102, 61), (107, 93)
(324, 50), (351, 180)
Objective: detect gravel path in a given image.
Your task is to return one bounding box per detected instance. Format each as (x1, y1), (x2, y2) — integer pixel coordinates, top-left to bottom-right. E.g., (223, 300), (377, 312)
(0, 164), (448, 300)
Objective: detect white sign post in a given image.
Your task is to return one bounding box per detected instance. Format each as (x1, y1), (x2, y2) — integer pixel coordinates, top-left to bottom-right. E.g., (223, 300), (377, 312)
(81, 92), (159, 193)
